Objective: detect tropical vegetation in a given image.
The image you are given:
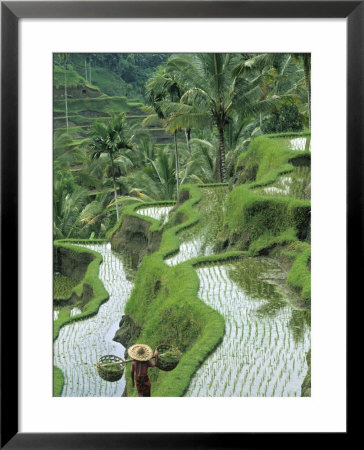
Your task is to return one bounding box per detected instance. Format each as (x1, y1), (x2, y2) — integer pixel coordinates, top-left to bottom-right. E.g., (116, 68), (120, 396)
(53, 52), (311, 398)
(53, 52), (310, 240)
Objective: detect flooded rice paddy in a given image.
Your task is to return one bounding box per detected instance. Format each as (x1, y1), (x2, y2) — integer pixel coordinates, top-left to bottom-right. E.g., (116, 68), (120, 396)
(165, 236), (214, 266)
(185, 259), (310, 397)
(273, 136), (311, 152)
(290, 136), (311, 151)
(53, 243), (133, 396)
(255, 166), (311, 200)
(54, 191), (310, 397)
(165, 187), (226, 266)
(136, 206), (172, 224)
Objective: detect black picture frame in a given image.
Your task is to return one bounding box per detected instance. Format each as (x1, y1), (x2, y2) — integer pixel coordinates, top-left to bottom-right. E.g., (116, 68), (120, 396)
(1, 1), (358, 448)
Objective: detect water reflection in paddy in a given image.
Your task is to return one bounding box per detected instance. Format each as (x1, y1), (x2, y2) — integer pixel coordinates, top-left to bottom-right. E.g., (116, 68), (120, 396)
(185, 258), (310, 397)
(137, 206), (172, 224)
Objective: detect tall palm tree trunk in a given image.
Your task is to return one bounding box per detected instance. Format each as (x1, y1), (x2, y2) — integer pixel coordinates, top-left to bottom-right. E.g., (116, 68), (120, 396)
(109, 154), (119, 221)
(184, 128), (191, 154)
(84, 58), (88, 82)
(219, 127), (227, 183)
(303, 56), (311, 130)
(64, 62), (69, 131)
(174, 131), (180, 200)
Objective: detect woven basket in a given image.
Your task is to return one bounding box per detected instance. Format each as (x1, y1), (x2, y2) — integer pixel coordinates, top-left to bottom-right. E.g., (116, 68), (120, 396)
(97, 355), (124, 382)
(156, 344), (181, 371)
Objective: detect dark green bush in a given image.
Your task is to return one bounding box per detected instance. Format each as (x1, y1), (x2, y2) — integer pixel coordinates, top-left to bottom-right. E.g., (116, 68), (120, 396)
(262, 103), (303, 134)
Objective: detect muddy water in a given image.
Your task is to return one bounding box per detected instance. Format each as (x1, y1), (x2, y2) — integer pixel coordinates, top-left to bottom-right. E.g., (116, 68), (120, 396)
(53, 243), (133, 397)
(185, 260), (310, 397)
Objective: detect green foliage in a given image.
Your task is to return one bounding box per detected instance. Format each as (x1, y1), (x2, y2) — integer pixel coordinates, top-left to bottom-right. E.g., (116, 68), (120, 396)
(249, 228), (298, 256)
(261, 103), (303, 133)
(53, 63), (85, 89)
(90, 66), (128, 97)
(53, 242), (109, 340)
(220, 133), (310, 305)
(264, 131), (311, 139)
(132, 147), (177, 200)
(53, 366), (64, 396)
(235, 135), (293, 185)
(66, 53), (170, 100)
(301, 349), (311, 396)
(54, 274), (79, 299)
(53, 96), (138, 116)
(224, 187), (310, 250)
(287, 245), (311, 305)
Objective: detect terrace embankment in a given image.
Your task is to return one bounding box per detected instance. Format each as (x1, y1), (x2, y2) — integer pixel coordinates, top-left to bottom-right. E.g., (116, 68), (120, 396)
(110, 215), (162, 268)
(113, 314), (141, 353)
(54, 245), (94, 281)
(53, 241), (109, 341)
(110, 204), (173, 268)
(218, 133), (311, 306)
(53, 244), (97, 307)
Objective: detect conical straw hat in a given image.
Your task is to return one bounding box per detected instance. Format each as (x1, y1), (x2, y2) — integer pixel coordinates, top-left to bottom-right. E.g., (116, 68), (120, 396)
(128, 344), (153, 361)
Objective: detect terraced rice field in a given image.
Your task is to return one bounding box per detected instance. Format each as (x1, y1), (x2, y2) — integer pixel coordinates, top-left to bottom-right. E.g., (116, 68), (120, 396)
(165, 236), (214, 266)
(185, 261), (310, 397)
(273, 136), (311, 152)
(161, 187), (310, 397)
(255, 166), (311, 200)
(53, 243), (133, 397)
(290, 136), (311, 151)
(165, 187), (226, 266)
(53, 198), (310, 398)
(136, 206), (172, 224)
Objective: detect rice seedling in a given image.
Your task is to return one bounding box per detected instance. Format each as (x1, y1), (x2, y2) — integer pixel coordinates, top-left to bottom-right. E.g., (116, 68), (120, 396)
(185, 258), (310, 398)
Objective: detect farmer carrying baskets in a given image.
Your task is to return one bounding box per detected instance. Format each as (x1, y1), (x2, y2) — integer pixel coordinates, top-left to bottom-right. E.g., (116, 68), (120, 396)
(128, 344), (159, 397)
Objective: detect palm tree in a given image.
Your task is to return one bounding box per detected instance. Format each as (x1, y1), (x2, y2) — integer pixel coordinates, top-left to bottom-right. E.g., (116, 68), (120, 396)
(164, 53), (287, 182)
(53, 128), (88, 174)
(233, 53), (308, 129)
(144, 66), (183, 198)
(165, 53), (237, 182)
(292, 53), (311, 129)
(53, 168), (88, 239)
(78, 191), (144, 238)
(182, 138), (215, 184)
(126, 147), (177, 200)
(87, 113), (133, 221)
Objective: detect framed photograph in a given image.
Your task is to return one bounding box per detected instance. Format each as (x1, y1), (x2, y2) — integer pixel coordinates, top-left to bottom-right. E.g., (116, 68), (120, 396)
(1, 1), (357, 448)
